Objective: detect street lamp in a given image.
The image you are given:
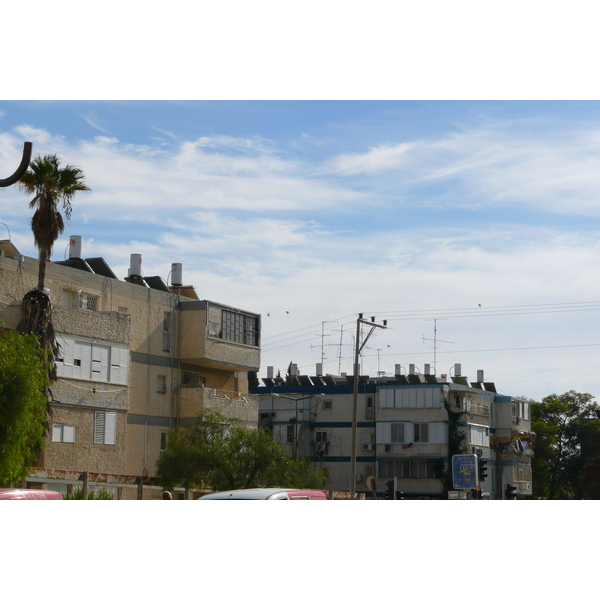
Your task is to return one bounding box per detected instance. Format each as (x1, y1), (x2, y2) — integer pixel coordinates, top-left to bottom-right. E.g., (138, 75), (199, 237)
(270, 392), (324, 458)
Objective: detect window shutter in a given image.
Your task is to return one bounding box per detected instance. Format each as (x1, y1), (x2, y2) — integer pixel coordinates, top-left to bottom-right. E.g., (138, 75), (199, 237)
(104, 412), (116, 445)
(52, 424), (62, 442)
(74, 341), (92, 380)
(91, 344), (109, 382)
(63, 425), (75, 443)
(376, 422), (391, 444)
(94, 412), (105, 444)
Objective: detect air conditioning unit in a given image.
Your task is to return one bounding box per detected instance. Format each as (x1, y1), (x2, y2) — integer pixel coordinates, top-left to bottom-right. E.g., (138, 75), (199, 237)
(362, 443), (374, 451)
(515, 416), (521, 424)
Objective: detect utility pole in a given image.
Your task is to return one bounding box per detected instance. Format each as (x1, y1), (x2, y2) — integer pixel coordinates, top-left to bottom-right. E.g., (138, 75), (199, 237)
(349, 314), (387, 493)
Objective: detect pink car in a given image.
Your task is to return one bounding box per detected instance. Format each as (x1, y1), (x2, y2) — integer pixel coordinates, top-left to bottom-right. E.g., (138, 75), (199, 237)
(0, 488), (63, 500)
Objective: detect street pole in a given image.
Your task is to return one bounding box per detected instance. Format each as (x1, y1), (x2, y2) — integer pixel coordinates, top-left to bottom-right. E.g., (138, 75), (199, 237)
(349, 314), (387, 493)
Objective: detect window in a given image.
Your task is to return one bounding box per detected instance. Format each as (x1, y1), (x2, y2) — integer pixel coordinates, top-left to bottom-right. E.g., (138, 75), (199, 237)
(315, 431), (328, 443)
(469, 424), (490, 447)
(156, 375), (167, 394)
(379, 459), (437, 479)
(160, 431), (168, 452)
(52, 424), (75, 443)
(61, 291), (75, 308)
(56, 336), (129, 385)
(181, 371), (205, 387)
(163, 312), (171, 352)
(94, 411), (116, 445)
(365, 396), (374, 419)
(78, 292), (99, 311)
(220, 310), (259, 347)
(286, 425), (295, 443)
(512, 400), (530, 421)
(391, 423), (405, 443)
(323, 400), (332, 410)
(413, 423), (429, 443)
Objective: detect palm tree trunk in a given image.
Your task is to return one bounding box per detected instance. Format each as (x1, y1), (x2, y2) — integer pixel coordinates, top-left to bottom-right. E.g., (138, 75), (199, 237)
(37, 247), (48, 292)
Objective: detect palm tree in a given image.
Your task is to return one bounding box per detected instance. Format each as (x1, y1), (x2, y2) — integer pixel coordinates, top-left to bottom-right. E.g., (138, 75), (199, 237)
(17, 153), (90, 292)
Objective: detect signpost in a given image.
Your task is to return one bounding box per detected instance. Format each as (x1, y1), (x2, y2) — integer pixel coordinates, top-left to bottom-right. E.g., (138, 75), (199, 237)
(452, 454), (479, 490)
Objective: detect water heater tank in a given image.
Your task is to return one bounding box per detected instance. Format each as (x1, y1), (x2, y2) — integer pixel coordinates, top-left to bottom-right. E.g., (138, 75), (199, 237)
(129, 254), (142, 277)
(70, 236), (83, 259)
(171, 263), (183, 286)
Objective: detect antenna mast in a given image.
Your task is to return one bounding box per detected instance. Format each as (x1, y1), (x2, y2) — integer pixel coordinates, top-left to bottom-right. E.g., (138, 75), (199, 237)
(422, 318), (454, 372)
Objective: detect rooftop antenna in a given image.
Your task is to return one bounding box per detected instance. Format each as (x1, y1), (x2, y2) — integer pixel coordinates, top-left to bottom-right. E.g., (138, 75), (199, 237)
(422, 318), (454, 373)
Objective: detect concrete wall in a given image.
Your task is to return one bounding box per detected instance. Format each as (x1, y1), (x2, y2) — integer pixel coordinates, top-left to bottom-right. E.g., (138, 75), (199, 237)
(1, 250), (261, 496)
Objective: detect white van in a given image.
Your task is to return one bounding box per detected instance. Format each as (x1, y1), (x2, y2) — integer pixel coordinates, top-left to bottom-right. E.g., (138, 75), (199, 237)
(197, 488), (327, 500)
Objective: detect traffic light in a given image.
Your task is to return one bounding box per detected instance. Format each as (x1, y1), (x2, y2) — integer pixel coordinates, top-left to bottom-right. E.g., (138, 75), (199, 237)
(396, 490), (405, 500)
(386, 479), (395, 500)
(478, 458), (488, 481)
(505, 484), (517, 499)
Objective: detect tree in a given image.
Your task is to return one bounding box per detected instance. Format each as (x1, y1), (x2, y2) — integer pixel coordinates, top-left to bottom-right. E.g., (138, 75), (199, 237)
(16, 154), (90, 387)
(531, 390), (600, 499)
(17, 153), (90, 293)
(0, 330), (50, 486)
(156, 410), (327, 492)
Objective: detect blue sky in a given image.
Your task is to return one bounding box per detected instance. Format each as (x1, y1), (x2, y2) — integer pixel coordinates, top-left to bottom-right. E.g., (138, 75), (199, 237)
(3, 100), (600, 400)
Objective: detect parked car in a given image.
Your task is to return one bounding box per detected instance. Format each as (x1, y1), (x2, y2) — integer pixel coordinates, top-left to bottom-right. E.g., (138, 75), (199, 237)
(0, 488), (63, 500)
(197, 488), (327, 500)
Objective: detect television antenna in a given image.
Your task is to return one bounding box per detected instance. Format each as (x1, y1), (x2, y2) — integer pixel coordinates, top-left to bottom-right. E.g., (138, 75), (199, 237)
(422, 318), (454, 373)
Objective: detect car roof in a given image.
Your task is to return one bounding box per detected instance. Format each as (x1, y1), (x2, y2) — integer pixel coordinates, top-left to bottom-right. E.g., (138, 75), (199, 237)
(0, 488), (63, 500)
(198, 488), (328, 500)
(198, 488), (296, 500)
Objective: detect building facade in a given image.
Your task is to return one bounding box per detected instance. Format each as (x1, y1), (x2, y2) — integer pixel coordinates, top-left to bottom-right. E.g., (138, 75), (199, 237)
(0, 237), (260, 499)
(252, 363), (533, 499)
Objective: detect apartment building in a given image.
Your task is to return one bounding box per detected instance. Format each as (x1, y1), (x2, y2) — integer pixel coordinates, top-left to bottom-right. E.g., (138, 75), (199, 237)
(0, 237), (260, 499)
(251, 363), (533, 499)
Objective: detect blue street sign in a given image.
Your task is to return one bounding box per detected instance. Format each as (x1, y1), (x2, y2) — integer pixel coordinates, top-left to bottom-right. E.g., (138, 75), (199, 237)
(452, 454), (479, 489)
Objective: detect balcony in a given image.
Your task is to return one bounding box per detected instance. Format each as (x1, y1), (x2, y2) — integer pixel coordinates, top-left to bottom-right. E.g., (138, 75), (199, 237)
(179, 385), (258, 424)
(179, 300), (260, 372)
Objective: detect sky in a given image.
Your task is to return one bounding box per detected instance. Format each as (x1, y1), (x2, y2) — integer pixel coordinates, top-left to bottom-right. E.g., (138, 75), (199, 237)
(2, 100), (600, 401)
(3, 2), (600, 590)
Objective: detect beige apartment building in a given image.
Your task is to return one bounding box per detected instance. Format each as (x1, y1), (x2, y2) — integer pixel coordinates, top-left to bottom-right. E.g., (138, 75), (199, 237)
(0, 237), (260, 499)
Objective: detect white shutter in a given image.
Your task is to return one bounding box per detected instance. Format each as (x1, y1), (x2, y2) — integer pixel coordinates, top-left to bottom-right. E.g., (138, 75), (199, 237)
(63, 425), (75, 443)
(104, 412), (116, 445)
(56, 336), (75, 378)
(74, 341), (92, 380)
(394, 389), (404, 407)
(52, 424), (62, 442)
(94, 412), (105, 444)
(408, 388), (417, 408)
(91, 344), (109, 382)
(379, 388), (393, 408)
(376, 422), (391, 444)
(110, 346), (129, 384)
(119, 349), (129, 385)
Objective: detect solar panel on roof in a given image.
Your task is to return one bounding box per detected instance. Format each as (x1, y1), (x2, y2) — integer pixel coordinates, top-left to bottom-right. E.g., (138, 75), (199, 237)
(144, 276), (170, 292)
(85, 257), (118, 279)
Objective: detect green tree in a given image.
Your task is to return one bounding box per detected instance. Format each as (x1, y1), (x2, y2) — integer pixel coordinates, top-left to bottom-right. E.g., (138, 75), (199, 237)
(17, 153), (90, 293)
(16, 153), (90, 387)
(531, 390), (599, 499)
(0, 330), (50, 486)
(156, 410), (327, 492)
(64, 487), (114, 500)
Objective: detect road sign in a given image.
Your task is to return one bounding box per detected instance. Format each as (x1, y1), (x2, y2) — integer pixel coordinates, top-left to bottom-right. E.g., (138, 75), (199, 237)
(452, 454), (479, 489)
